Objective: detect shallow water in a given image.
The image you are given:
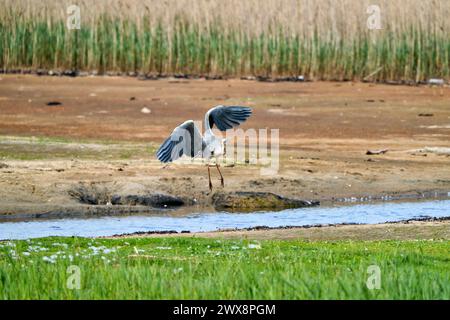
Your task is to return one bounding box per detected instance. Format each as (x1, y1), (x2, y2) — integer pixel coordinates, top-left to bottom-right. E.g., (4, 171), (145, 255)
(1, 199), (449, 240)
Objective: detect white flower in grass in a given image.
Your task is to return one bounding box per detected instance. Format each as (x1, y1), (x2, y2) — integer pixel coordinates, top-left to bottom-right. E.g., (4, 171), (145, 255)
(42, 256), (56, 264)
(155, 246), (172, 250)
(248, 244), (261, 250)
(22, 252), (31, 256)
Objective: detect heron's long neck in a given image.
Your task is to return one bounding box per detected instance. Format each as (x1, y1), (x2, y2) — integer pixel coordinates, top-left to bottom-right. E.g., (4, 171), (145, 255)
(204, 113), (214, 137)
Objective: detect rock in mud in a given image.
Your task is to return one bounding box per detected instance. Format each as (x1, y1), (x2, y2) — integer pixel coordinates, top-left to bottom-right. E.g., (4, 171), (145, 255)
(212, 192), (319, 212)
(0, 163), (9, 169)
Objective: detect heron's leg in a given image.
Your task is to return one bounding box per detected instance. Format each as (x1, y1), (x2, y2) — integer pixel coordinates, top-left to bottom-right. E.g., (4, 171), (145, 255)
(207, 165), (213, 191)
(215, 163), (224, 187)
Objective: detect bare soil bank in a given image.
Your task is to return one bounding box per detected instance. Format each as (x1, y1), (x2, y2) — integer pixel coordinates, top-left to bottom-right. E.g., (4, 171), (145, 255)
(0, 75), (449, 217)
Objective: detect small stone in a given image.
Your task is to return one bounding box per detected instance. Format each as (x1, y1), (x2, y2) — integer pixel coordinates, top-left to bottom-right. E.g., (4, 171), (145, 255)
(46, 101), (62, 106)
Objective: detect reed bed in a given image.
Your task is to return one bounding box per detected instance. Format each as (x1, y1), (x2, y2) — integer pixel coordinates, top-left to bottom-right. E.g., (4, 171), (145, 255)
(0, 0), (449, 81)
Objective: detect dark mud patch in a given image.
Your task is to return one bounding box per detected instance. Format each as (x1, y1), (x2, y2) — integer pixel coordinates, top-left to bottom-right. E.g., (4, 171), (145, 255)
(68, 184), (184, 208)
(109, 230), (191, 238)
(68, 184), (111, 205)
(218, 216), (450, 232)
(0, 205), (175, 221)
(212, 191), (319, 212)
(110, 194), (184, 208)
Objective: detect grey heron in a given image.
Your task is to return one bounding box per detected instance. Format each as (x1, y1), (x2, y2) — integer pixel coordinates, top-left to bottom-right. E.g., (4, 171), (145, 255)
(156, 105), (252, 190)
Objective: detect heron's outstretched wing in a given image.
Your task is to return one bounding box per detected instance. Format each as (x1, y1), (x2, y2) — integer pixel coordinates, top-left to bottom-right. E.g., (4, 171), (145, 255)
(207, 105), (252, 131)
(156, 120), (204, 163)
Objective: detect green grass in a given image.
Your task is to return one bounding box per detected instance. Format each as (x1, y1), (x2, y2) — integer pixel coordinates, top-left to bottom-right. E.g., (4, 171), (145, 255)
(1, 237), (449, 299)
(0, 135), (157, 161)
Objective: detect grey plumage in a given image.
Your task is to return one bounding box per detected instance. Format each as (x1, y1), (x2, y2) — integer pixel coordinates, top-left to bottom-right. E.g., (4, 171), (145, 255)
(208, 106), (252, 131)
(156, 105), (252, 163)
(155, 105), (252, 190)
(156, 120), (205, 163)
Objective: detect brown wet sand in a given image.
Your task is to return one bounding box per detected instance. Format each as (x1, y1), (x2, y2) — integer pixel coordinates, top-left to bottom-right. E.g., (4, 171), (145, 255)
(0, 75), (449, 217)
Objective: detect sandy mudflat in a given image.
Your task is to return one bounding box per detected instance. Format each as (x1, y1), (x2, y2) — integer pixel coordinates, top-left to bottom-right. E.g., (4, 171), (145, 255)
(0, 75), (449, 217)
